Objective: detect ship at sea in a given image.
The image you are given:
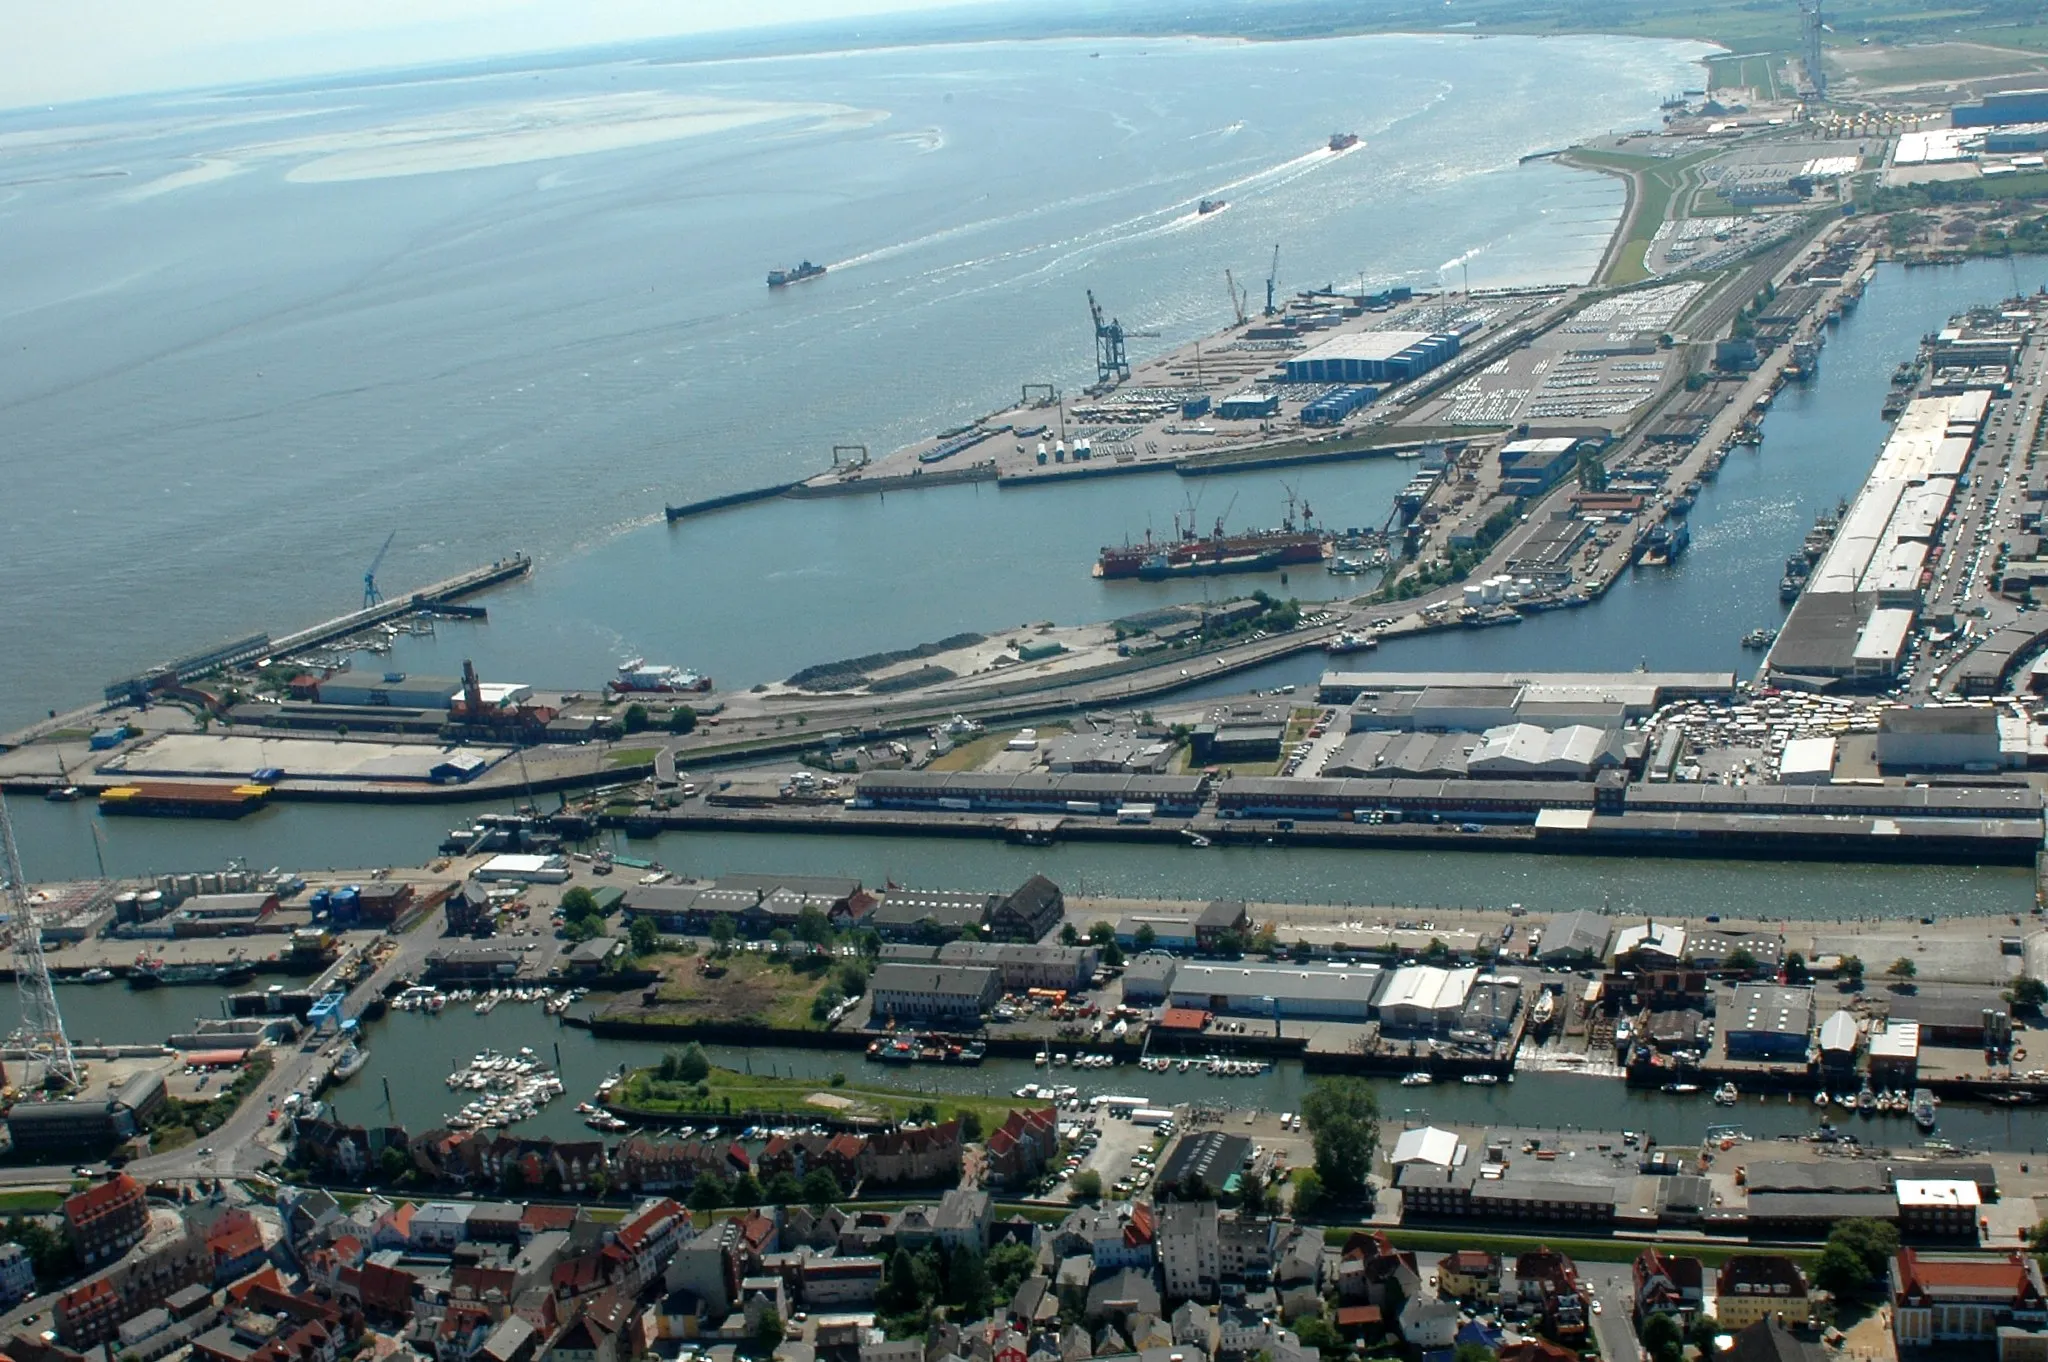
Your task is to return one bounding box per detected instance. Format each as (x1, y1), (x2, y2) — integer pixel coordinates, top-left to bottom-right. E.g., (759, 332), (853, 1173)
(1198, 199), (1227, 214)
(1097, 498), (1328, 580)
(767, 261), (826, 288)
(1328, 132), (1359, 151)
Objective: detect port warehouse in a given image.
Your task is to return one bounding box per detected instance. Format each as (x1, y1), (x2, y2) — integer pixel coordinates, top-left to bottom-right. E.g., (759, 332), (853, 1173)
(1768, 386), (1993, 683)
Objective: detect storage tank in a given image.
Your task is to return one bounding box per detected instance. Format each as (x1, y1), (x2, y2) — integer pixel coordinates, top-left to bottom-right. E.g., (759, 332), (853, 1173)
(225, 870), (247, 892)
(155, 874), (176, 895)
(114, 892), (139, 923)
(136, 890), (165, 920)
(202, 872), (225, 895)
(1461, 584), (1485, 608)
(1037, 442), (1049, 466)
(174, 873), (200, 900)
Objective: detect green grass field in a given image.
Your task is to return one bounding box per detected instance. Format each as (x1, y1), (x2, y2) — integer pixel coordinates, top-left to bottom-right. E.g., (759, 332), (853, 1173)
(0, 1189), (65, 1214)
(1569, 148), (1716, 286)
(611, 1063), (1031, 1135)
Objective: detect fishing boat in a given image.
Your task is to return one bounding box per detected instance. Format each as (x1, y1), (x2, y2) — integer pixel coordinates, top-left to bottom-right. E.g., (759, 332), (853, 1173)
(1329, 132), (1360, 151)
(1856, 1085), (1877, 1116)
(1400, 1072), (1434, 1087)
(1198, 199), (1227, 215)
(1912, 1088), (1938, 1130)
(78, 967), (116, 984)
(767, 261), (826, 288)
(1530, 992), (1555, 1027)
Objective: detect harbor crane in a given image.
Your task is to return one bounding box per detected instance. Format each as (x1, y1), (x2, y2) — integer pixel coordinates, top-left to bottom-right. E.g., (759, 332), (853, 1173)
(3, 793), (81, 1091)
(1264, 244), (1281, 317)
(1087, 289), (1130, 384)
(362, 530), (398, 611)
(1224, 269), (1248, 326)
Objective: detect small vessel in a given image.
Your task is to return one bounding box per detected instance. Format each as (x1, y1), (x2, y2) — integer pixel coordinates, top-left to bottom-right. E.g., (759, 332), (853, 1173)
(1460, 1073), (1499, 1086)
(1531, 992), (1556, 1027)
(1329, 132), (1360, 151)
(1326, 630), (1380, 655)
(1912, 1088), (1938, 1130)
(332, 1042), (369, 1083)
(45, 786), (80, 802)
(78, 967), (116, 984)
(1400, 1072), (1434, 1087)
(1713, 1082), (1740, 1106)
(1856, 1085), (1878, 1116)
(1181, 829), (1212, 848)
(1813, 1091), (1830, 1108)
(767, 261), (826, 288)
(1640, 518), (1690, 566)
(610, 660), (712, 694)
(1197, 199), (1226, 214)
(1663, 1082), (1701, 1095)
(1742, 627), (1778, 649)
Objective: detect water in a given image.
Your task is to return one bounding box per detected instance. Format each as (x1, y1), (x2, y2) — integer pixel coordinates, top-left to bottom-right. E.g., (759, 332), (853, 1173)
(0, 32), (1707, 730)
(18, 984), (2048, 1152)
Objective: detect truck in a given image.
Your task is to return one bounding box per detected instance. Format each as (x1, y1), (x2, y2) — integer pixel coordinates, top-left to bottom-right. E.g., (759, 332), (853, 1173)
(1131, 1107), (1177, 1127)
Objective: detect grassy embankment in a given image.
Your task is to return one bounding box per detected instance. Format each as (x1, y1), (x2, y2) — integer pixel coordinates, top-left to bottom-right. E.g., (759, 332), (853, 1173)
(929, 724), (1072, 773)
(628, 952), (844, 1032)
(1567, 148), (1721, 287)
(610, 1063), (1028, 1135)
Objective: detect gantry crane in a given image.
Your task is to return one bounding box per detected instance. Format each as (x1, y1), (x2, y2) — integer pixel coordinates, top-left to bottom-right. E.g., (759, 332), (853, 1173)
(362, 530), (397, 611)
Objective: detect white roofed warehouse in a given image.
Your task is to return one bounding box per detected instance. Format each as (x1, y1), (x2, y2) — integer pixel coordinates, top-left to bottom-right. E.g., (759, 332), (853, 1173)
(1166, 961), (1382, 1021)
(1376, 965), (1479, 1034)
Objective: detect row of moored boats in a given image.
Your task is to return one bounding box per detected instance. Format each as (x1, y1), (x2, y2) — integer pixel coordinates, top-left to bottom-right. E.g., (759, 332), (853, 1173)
(1709, 1080), (1938, 1128)
(442, 1048), (566, 1129)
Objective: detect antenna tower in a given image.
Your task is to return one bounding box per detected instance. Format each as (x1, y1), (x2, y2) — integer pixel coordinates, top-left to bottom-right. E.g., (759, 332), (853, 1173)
(2, 793), (81, 1090)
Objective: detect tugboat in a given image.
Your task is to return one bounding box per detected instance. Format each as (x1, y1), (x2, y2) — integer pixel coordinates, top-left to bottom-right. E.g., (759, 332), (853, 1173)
(1329, 132), (1360, 151)
(1325, 631), (1380, 655)
(767, 261), (826, 289)
(1198, 199), (1227, 214)
(1742, 627), (1778, 649)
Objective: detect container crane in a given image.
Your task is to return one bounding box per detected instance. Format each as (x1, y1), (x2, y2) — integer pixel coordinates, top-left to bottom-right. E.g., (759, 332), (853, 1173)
(1224, 269), (1248, 325)
(1087, 289), (1129, 384)
(1264, 244), (1281, 317)
(362, 530), (398, 611)
(3, 793), (81, 1091)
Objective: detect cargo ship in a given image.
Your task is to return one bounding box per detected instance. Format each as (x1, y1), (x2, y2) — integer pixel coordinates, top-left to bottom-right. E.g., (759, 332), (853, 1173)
(608, 660), (712, 694)
(1329, 132), (1359, 151)
(767, 261), (826, 288)
(1096, 499), (1328, 580)
(1640, 518), (1690, 567)
(99, 781), (272, 819)
(129, 956), (256, 989)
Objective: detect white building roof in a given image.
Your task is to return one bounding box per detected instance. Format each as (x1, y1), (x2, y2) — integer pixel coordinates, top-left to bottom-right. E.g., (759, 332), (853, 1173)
(1868, 1021), (1921, 1060)
(1377, 965), (1478, 1015)
(1895, 1179), (1981, 1209)
(1778, 736), (1838, 780)
(1390, 1125), (1462, 1167)
(1613, 920), (1686, 960)
(1293, 331), (1434, 364)
(1818, 1009), (1860, 1054)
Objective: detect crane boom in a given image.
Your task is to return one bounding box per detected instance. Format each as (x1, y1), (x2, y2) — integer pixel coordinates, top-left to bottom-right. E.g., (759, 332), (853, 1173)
(363, 530), (398, 610)
(3, 792), (81, 1090)
(1225, 269), (1247, 325)
(1265, 244), (1280, 317)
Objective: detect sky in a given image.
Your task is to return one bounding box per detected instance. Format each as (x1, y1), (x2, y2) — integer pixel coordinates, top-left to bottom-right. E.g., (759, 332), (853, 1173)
(0, 0), (1005, 110)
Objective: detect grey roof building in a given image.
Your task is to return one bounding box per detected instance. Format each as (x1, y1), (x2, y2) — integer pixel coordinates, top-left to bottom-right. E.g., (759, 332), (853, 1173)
(870, 963), (1000, 1025)
(1537, 910), (1612, 964)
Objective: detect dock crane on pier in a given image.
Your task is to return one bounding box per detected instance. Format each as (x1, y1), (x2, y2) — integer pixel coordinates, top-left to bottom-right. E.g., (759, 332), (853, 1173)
(362, 530), (397, 611)
(1264, 244), (1281, 317)
(1088, 289), (1130, 384)
(1224, 269), (1248, 326)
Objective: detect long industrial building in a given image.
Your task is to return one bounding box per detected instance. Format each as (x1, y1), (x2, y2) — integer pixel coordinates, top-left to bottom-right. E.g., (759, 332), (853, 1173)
(1769, 393), (1990, 683)
(1283, 330), (1461, 384)
(855, 770), (1206, 816)
(1162, 960), (1494, 1033)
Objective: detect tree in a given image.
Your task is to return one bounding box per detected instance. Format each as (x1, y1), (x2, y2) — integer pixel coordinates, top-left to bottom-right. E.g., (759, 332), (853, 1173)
(1814, 1240), (1868, 1297)
(1830, 1218), (1900, 1277)
(1101, 940), (1124, 968)
(1301, 1076), (1381, 1199)
(4, 1217), (74, 1285)
(676, 1042), (711, 1083)
(835, 959), (869, 996)
(1841, 954), (1865, 985)
(560, 886), (600, 923)
(731, 1171), (764, 1205)
(2012, 976), (2048, 1010)
(709, 916), (737, 955)
(1068, 1169), (1104, 1202)
(957, 1108), (984, 1142)
(623, 703), (650, 734)
(1296, 1314), (1344, 1353)
(668, 705), (698, 735)
(1290, 1168), (1326, 1215)
(379, 1145), (412, 1186)
(1888, 956), (1918, 983)
(1785, 951), (1809, 983)
(766, 1172), (804, 1205)
(880, 1248), (922, 1314)
(1421, 937), (1451, 964)
(1088, 921), (1115, 946)
(690, 1174), (729, 1211)
(1452, 1345), (1497, 1362)
(802, 1167), (842, 1207)
(1059, 923), (1080, 947)
(1135, 924), (1157, 951)
(1640, 1311), (1684, 1362)
(947, 1243), (993, 1318)
(1687, 1315), (1722, 1353)
(987, 1240), (1038, 1299)
(628, 916), (660, 956)
(751, 1308), (785, 1357)
(1724, 946), (1758, 975)
(795, 905), (831, 945)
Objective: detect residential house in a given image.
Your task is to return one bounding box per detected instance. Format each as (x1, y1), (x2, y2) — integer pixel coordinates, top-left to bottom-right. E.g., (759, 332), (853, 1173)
(203, 1209), (269, 1285)
(665, 1221), (744, 1315)
(801, 1254), (884, 1307)
(1892, 1250), (2048, 1345)
(861, 1120), (964, 1186)
(601, 1198), (689, 1295)
(1400, 1298), (1459, 1350)
(987, 1108), (1060, 1189)
(1159, 1203), (1221, 1302)
(62, 1174), (149, 1267)
(1335, 1233), (1418, 1310)
(371, 1204), (417, 1252)
(1437, 1250), (1502, 1301)
(1515, 1248), (1589, 1344)
(1219, 1303), (1277, 1355)
(869, 964), (1000, 1027)
(1498, 1341), (1580, 1362)
(411, 1204), (475, 1253)
(1633, 1248), (1704, 1322)
(1173, 1300), (1220, 1352)
(1715, 1256), (1813, 1329)
(1725, 1317), (1827, 1362)
(54, 1229), (210, 1349)
(1219, 1216), (1276, 1286)
(0, 1242), (38, 1309)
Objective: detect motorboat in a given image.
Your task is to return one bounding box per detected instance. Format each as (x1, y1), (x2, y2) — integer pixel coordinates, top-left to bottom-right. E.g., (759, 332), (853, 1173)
(1400, 1072), (1433, 1087)
(1912, 1088), (1938, 1130)
(1713, 1083), (1739, 1106)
